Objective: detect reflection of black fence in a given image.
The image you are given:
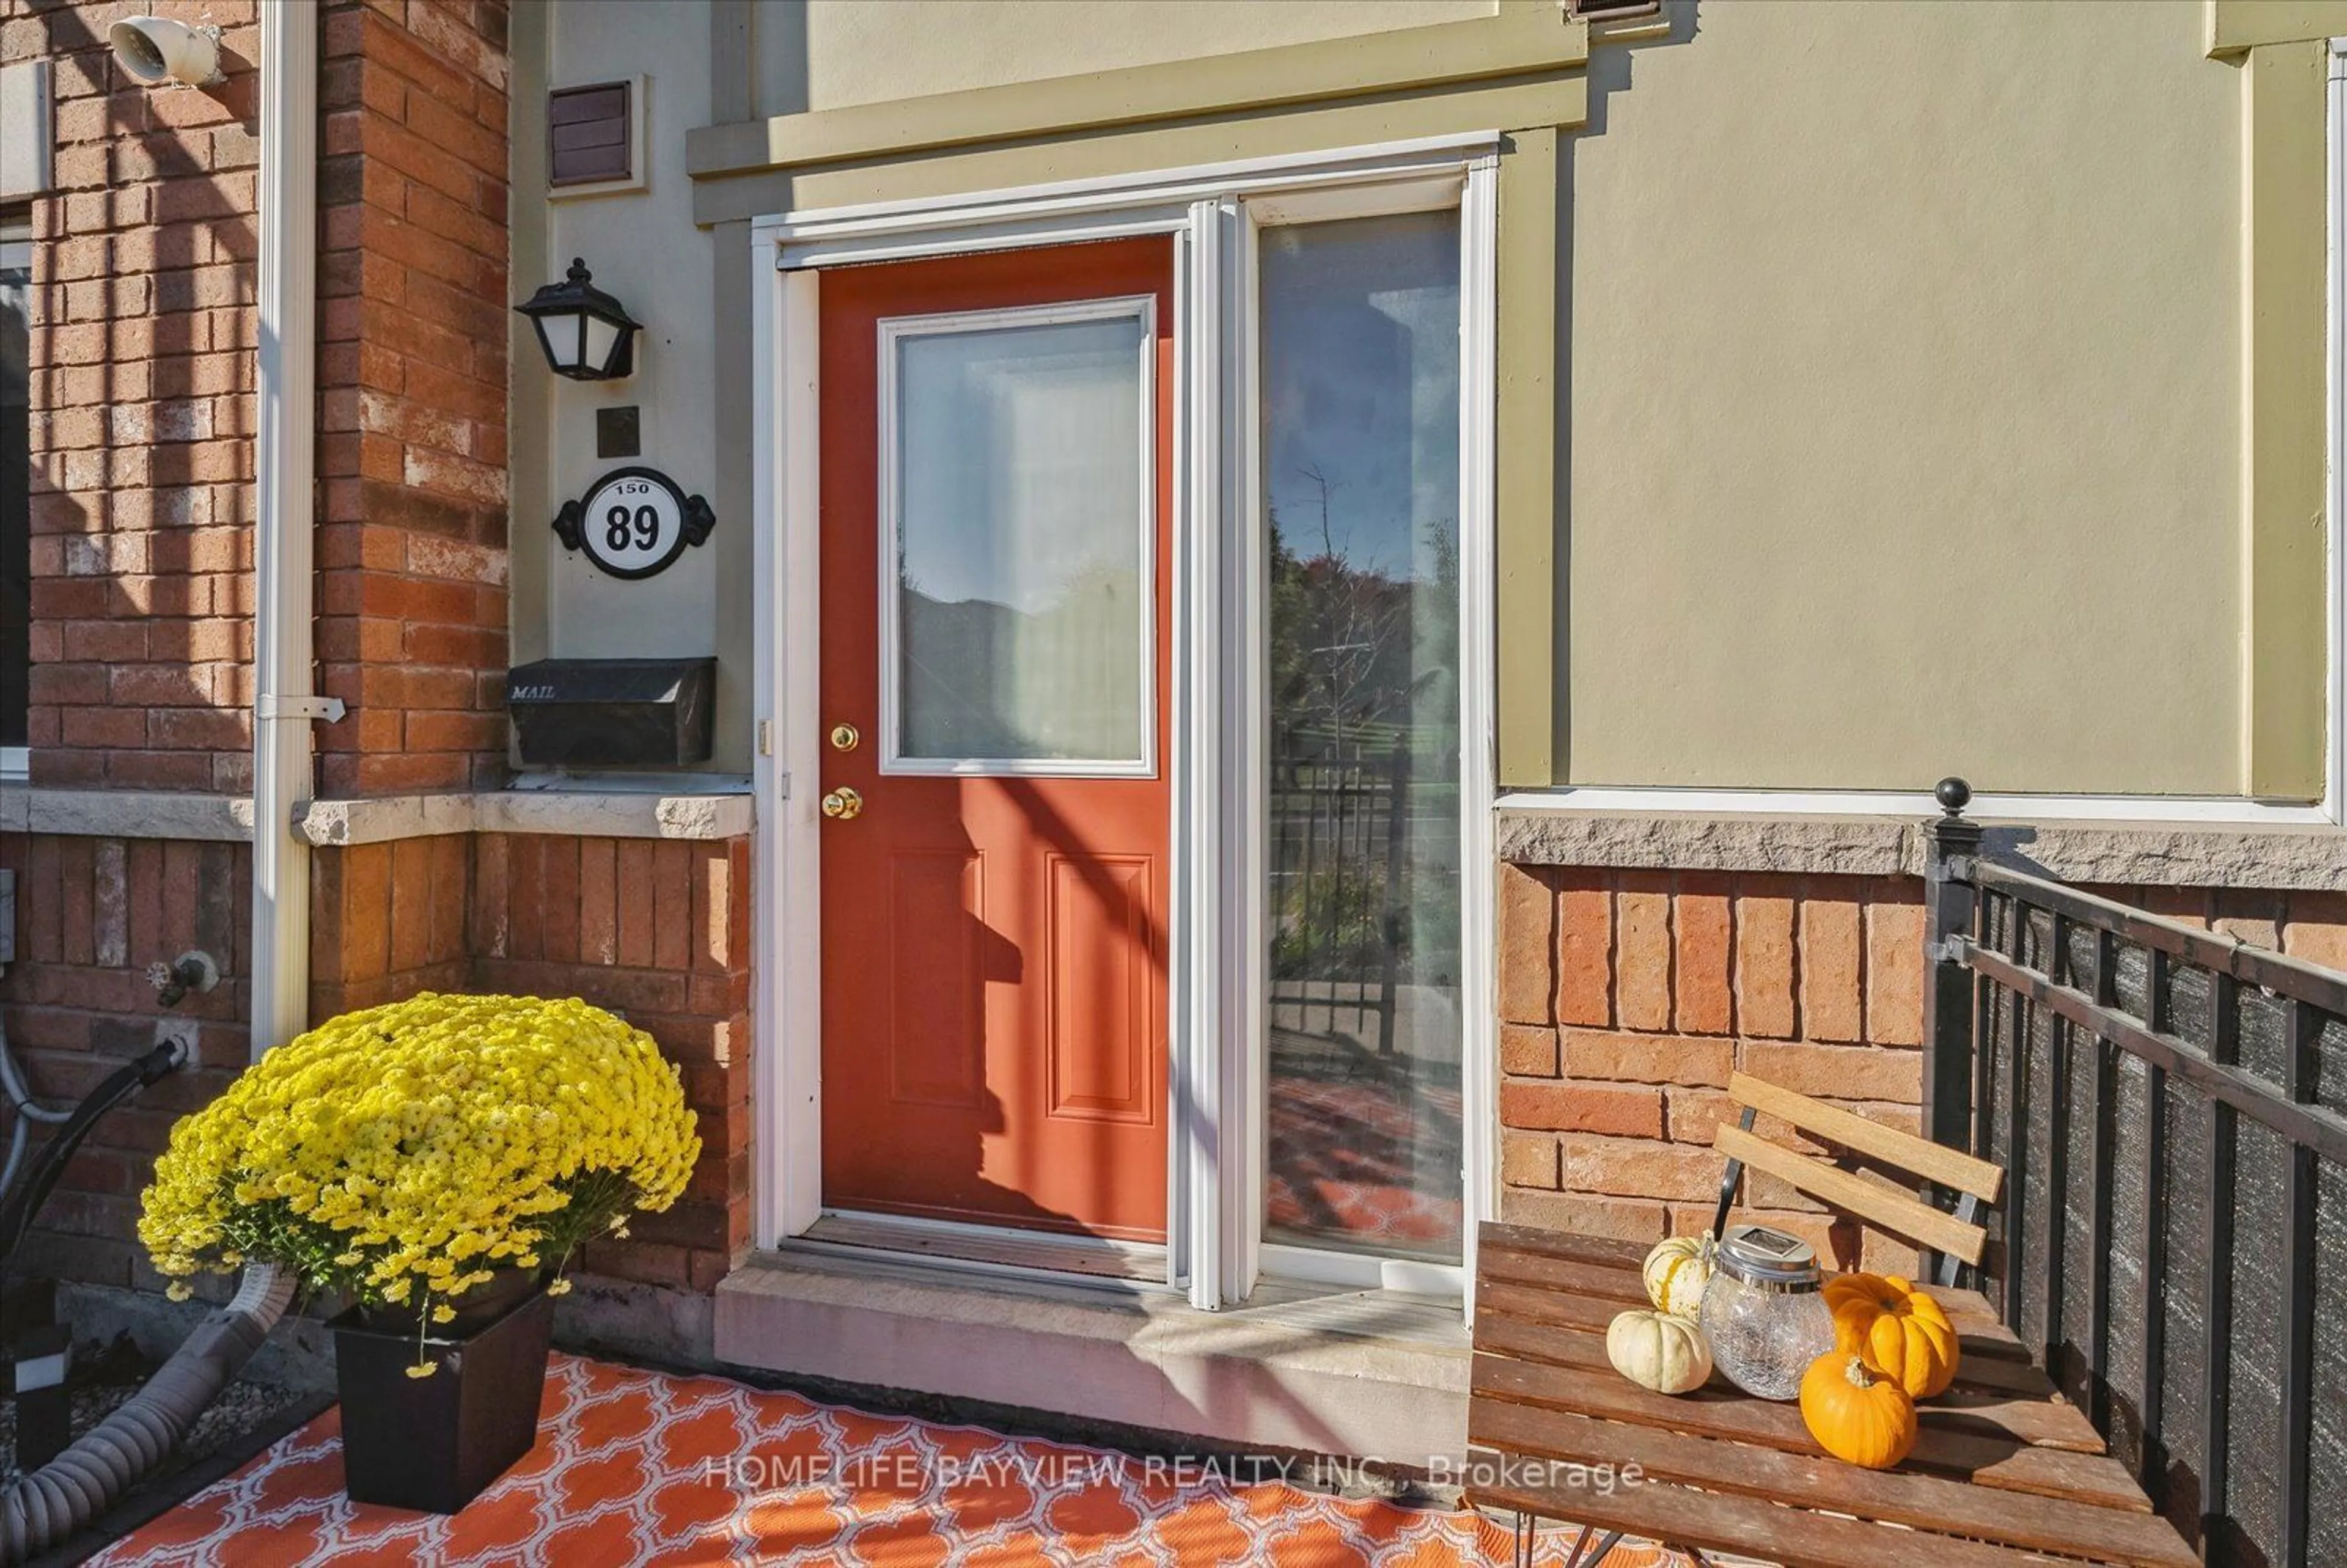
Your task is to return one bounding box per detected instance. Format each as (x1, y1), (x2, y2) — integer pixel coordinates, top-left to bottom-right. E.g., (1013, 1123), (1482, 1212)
(1268, 744), (1406, 1055)
(1921, 782), (2347, 1568)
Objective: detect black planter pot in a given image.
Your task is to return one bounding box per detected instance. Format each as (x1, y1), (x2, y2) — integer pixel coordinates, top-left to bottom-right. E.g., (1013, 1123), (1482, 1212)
(332, 1283), (554, 1514)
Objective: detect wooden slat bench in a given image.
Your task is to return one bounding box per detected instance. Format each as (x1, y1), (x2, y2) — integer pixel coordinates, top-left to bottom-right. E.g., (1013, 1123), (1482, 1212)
(1465, 1074), (2196, 1568)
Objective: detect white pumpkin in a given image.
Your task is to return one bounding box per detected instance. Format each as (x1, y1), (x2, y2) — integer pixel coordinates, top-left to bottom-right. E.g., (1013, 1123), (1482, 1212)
(1642, 1234), (1714, 1317)
(1606, 1309), (1713, 1396)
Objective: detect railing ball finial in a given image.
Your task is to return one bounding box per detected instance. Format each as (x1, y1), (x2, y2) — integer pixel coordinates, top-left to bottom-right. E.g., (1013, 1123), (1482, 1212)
(1934, 776), (1972, 818)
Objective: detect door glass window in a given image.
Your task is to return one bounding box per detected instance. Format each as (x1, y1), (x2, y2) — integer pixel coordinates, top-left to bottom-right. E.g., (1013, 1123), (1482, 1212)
(1259, 211), (1464, 1263)
(884, 302), (1153, 773)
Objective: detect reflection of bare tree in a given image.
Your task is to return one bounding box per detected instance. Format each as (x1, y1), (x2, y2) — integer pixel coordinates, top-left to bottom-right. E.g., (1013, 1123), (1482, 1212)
(1298, 461), (1339, 559)
(1268, 493), (1451, 764)
(1268, 474), (1463, 1009)
(1284, 572), (1406, 764)
(1280, 464), (1398, 763)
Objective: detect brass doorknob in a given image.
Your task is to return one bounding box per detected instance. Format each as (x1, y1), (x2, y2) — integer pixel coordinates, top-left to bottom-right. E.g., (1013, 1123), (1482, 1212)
(820, 786), (864, 821)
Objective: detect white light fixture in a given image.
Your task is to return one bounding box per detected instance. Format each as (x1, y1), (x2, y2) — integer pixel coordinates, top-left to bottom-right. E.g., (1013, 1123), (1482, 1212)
(107, 16), (224, 89)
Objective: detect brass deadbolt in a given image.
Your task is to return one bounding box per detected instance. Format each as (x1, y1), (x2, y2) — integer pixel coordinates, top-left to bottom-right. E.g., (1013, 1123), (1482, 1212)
(829, 722), (860, 752)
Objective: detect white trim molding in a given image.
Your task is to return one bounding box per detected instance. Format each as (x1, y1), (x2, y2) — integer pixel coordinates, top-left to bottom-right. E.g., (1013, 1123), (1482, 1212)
(1259, 1242), (1464, 1300)
(749, 133), (1504, 1322)
(768, 134), (1499, 271)
(747, 242), (827, 1245)
(2328, 37), (2347, 825)
(0, 59), (53, 202)
(1457, 152), (1502, 1313)
(1177, 192), (1235, 1310)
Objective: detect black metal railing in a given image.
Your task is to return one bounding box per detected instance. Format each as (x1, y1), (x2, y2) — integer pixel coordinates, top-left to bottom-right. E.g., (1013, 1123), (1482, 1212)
(1922, 779), (2347, 1568)
(1266, 739), (1414, 1053)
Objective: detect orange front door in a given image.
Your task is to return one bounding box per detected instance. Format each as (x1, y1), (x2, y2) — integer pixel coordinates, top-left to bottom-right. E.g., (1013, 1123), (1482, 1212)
(817, 240), (1174, 1242)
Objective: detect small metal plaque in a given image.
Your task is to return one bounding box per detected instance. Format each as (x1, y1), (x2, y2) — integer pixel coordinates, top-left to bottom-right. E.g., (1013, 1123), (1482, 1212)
(596, 405), (641, 458)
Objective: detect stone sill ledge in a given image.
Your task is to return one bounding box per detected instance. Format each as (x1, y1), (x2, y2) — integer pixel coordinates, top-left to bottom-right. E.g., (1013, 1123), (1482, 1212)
(0, 789), (257, 842)
(0, 788), (753, 844)
(716, 1245), (1467, 1462)
(1497, 808), (2347, 891)
(296, 789), (753, 844)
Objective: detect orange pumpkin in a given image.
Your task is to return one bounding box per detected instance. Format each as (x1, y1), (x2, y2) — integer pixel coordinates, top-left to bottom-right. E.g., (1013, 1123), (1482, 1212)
(1799, 1350), (1918, 1470)
(1824, 1272), (1960, 1398)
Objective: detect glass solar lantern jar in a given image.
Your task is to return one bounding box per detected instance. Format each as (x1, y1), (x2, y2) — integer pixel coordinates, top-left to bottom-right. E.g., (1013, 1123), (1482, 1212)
(1698, 1223), (1837, 1401)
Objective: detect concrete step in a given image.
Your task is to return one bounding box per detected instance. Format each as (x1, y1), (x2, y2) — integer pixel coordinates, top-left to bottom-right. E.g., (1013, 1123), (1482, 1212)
(714, 1244), (1469, 1465)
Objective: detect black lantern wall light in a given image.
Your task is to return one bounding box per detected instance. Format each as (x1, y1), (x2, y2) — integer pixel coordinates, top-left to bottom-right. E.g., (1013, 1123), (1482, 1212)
(515, 258), (640, 381)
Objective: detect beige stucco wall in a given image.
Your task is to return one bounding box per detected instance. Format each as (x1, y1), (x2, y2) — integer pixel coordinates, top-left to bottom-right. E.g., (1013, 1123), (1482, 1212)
(763, 0), (1498, 116)
(1562, 0), (2248, 794)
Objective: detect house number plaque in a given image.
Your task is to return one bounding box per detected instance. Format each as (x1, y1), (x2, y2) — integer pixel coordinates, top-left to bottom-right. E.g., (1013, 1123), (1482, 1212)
(553, 466), (716, 581)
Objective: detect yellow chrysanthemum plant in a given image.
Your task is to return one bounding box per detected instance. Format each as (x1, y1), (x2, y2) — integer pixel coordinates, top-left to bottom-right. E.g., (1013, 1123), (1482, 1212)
(138, 994), (700, 1374)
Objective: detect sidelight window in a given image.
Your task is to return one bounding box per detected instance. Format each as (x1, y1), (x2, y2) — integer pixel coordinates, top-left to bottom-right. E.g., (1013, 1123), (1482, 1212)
(1258, 211), (1466, 1265)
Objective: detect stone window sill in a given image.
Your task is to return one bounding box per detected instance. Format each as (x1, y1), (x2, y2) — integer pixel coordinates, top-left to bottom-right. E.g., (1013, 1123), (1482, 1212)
(1496, 805), (2347, 890)
(0, 787), (752, 844)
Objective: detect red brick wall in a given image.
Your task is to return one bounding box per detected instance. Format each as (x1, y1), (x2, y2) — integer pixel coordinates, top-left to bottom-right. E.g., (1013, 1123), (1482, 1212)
(1497, 866), (1931, 1269)
(1, 827), (751, 1301)
(469, 835), (752, 1296)
(5, 0), (261, 792)
(0, 833), (249, 1291)
(1496, 865), (2347, 1273)
(315, 0), (511, 796)
(2120, 884), (2347, 968)
(4, 0), (515, 800)
(309, 833), (472, 1017)
(304, 832), (753, 1295)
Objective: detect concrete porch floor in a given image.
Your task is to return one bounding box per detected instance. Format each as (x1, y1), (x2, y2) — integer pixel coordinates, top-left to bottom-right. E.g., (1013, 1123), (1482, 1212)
(713, 1243), (1474, 1467)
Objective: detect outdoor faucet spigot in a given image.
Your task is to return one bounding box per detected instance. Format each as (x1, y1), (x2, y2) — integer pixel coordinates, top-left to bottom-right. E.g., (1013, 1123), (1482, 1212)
(147, 951), (219, 1009)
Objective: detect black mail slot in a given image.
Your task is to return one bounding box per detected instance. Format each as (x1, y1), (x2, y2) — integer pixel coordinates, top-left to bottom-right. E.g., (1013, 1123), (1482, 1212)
(506, 658), (714, 768)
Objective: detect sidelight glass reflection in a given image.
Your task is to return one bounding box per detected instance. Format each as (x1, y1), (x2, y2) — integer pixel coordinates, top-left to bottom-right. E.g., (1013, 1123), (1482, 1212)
(1260, 211), (1464, 1263)
(890, 310), (1150, 768)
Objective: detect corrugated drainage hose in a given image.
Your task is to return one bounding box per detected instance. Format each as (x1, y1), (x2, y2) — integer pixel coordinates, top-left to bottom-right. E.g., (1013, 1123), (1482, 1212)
(0, 1043), (186, 1303)
(0, 1264), (293, 1564)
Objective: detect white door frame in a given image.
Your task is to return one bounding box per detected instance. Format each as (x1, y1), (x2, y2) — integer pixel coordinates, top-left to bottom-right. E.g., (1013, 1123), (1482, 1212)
(749, 133), (1503, 1314)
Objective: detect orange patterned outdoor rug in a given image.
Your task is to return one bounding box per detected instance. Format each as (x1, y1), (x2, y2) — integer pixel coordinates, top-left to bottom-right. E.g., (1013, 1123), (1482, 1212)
(94, 1354), (1687, 1567)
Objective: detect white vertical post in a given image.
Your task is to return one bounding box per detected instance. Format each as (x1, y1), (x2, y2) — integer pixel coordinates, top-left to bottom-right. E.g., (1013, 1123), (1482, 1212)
(1227, 199), (1265, 1307)
(2327, 40), (2346, 826)
(250, 0), (320, 1061)
(1457, 153), (1502, 1318)
(752, 224), (828, 1244)
(1166, 229), (1192, 1292)
(1177, 197), (1229, 1311)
